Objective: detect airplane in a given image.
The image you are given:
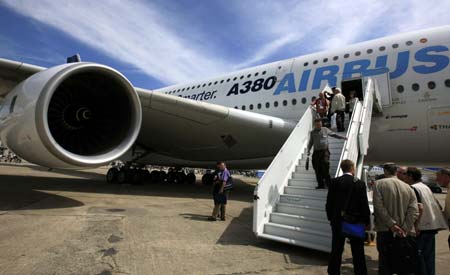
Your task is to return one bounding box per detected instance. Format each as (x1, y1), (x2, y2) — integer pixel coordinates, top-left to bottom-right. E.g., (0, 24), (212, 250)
(0, 25), (449, 184)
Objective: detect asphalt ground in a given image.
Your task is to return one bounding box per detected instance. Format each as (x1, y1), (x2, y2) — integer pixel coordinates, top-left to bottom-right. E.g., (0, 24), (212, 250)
(0, 163), (448, 275)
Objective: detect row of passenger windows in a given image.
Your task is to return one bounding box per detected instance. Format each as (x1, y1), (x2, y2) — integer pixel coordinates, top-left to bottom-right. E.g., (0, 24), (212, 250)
(303, 38), (426, 67)
(164, 38), (428, 96)
(165, 70), (268, 94)
(234, 97), (314, 111)
(397, 79), (450, 93)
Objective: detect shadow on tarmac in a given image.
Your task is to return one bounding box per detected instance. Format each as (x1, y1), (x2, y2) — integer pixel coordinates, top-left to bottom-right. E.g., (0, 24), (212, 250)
(0, 166), (255, 212)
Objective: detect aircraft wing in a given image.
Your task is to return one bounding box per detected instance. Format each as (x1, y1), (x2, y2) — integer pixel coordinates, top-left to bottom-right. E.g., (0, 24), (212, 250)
(135, 87), (295, 163)
(0, 58), (45, 98)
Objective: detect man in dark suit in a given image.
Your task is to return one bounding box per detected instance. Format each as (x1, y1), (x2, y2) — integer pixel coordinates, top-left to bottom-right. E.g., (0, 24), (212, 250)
(326, 159), (371, 275)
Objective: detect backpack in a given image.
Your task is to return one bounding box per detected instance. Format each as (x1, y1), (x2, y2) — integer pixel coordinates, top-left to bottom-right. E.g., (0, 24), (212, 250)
(224, 175), (233, 191)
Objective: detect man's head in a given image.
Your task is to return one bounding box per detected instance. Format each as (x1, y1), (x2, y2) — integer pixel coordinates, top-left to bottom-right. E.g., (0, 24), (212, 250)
(314, 118), (322, 129)
(436, 168), (450, 187)
(333, 87), (341, 94)
(349, 90), (356, 98)
(406, 167), (422, 184)
(217, 161), (226, 171)
(396, 166), (408, 182)
(340, 159), (355, 176)
(383, 163), (397, 177)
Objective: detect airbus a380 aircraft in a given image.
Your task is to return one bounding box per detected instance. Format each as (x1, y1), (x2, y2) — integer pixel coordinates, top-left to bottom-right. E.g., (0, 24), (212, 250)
(0, 26), (449, 182)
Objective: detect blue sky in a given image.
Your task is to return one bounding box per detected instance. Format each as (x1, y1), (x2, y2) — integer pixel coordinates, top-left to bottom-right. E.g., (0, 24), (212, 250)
(1, 0), (450, 89)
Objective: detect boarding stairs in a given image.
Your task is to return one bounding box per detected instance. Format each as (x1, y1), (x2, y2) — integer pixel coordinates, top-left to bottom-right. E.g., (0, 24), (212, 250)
(253, 78), (383, 252)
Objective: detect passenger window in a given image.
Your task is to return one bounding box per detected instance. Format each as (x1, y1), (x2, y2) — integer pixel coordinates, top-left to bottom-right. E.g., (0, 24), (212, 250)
(282, 100), (287, 106)
(240, 76), (244, 79)
(397, 85), (404, 93)
(274, 101), (279, 107)
(355, 51), (361, 56)
(214, 81), (218, 85)
(392, 43), (399, 49)
(254, 73), (259, 76)
(202, 84), (206, 87)
(182, 88), (185, 91)
(333, 56), (338, 61)
(233, 77), (237, 81)
(412, 83), (420, 91)
(265, 102), (270, 108)
(262, 71), (267, 75)
(445, 79), (450, 87)
(344, 54), (350, 58)
(313, 60), (318, 64)
(292, 99), (297, 105)
(249, 104), (254, 110)
(428, 81), (436, 90)
(406, 41), (413, 46)
(226, 79), (230, 82)
(304, 62), (309, 66)
(242, 105), (246, 110)
(323, 58), (328, 63)
(247, 74), (251, 78)
(367, 49), (373, 54)
(379, 46), (386, 51)
(301, 97), (307, 104)
(208, 83), (212, 86)
(257, 103), (261, 109)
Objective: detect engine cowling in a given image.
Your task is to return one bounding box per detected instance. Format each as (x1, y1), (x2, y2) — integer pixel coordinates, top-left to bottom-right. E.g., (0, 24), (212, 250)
(0, 62), (142, 168)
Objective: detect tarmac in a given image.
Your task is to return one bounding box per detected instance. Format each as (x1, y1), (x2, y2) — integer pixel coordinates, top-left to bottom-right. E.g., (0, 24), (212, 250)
(0, 163), (448, 275)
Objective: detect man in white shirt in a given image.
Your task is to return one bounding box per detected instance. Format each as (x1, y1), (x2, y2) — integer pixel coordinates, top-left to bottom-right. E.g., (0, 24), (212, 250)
(406, 167), (448, 275)
(330, 87), (346, 132)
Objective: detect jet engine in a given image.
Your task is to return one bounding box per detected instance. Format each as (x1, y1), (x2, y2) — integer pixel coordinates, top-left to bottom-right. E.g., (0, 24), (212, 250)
(0, 63), (142, 168)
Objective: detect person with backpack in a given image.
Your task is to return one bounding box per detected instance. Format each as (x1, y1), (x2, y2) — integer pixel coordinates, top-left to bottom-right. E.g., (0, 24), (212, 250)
(208, 161), (233, 221)
(326, 159), (371, 275)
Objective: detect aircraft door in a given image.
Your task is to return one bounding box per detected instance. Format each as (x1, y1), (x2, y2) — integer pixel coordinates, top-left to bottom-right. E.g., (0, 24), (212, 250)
(370, 70), (392, 107)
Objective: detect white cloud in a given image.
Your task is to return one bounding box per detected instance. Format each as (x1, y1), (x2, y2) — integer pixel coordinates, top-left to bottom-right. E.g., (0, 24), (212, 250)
(2, 0), (232, 85)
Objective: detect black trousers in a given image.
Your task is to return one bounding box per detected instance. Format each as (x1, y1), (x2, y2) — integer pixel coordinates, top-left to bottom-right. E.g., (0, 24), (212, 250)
(312, 149), (330, 188)
(328, 223), (367, 275)
(335, 110), (345, 132)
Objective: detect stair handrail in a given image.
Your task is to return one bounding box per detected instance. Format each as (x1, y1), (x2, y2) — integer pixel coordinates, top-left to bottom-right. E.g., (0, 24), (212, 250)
(334, 101), (363, 177)
(359, 78), (375, 156)
(335, 77), (376, 177)
(253, 106), (315, 236)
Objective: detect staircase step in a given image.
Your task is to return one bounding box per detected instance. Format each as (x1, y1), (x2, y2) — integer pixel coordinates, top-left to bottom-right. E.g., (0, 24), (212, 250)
(257, 232), (331, 253)
(276, 202), (327, 220)
(263, 223), (331, 252)
(296, 166), (338, 173)
(270, 212), (331, 233)
(284, 186), (327, 198)
(279, 194), (326, 208)
(291, 172), (316, 180)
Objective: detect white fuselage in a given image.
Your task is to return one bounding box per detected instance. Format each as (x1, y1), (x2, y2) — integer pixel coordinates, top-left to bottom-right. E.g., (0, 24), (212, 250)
(146, 26), (450, 167)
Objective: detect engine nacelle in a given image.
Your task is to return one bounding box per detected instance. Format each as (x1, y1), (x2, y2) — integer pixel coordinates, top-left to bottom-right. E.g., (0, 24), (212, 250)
(0, 63), (142, 168)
